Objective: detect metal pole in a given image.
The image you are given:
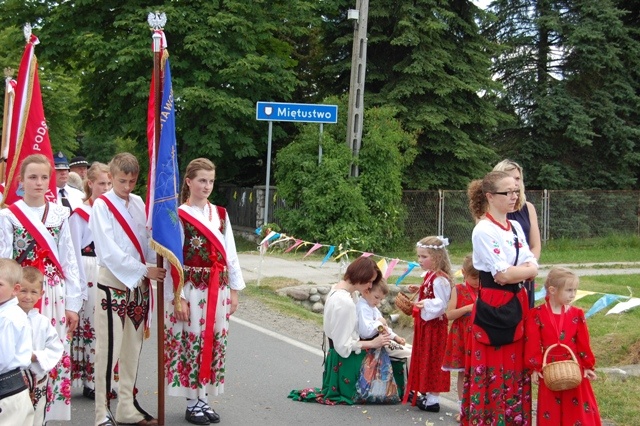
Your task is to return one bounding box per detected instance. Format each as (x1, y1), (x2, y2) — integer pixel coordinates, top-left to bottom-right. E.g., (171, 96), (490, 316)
(318, 123), (323, 165)
(151, 23), (166, 426)
(263, 120), (273, 226)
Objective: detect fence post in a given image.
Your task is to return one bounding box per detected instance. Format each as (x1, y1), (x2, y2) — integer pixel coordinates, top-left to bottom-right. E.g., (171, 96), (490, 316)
(541, 189), (549, 243)
(438, 189), (444, 237)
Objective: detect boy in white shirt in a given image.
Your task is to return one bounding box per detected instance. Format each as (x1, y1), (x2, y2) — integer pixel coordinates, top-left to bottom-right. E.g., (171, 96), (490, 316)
(0, 258), (34, 426)
(356, 279), (412, 368)
(18, 266), (63, 426)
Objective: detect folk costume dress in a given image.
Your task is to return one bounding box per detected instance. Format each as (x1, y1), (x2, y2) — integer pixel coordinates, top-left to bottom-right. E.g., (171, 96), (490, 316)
(26, 309), (64, 426)
(89, 190), (156, 425)
(164, 203), (245, 399)
(288, 289), (405, 405)
(69, 203), (118, 393)
(462, 219), (536, 426)
(0, 200), (82, 422)
(524, 303), (601, 425)
(404, 271), (451, 404)
(442, 282), (478, 372)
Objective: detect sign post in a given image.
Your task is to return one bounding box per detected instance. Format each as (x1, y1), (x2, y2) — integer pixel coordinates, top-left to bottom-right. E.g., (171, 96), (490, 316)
(256, 101), (338, 226)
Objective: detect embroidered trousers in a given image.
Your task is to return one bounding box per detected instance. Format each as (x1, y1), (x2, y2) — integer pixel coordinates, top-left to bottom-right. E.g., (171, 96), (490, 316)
(0, 389), (34, 426)
(94, 276), (150, 425)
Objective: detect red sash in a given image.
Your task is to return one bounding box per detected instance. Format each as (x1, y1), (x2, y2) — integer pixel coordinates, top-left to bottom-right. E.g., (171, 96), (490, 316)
(73, 207), (90, 223)
(98, 195), (153, 337)
(178, 206), (228, 384)
(8, 203), (65, 278)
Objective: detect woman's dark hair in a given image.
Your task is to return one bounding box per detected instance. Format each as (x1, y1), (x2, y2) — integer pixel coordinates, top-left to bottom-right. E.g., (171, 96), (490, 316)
(467, 171), (511, 219)
(343, 257), (382, 286)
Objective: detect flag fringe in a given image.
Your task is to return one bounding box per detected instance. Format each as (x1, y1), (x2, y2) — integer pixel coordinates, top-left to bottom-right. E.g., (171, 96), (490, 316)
(150, 238), (185, 310)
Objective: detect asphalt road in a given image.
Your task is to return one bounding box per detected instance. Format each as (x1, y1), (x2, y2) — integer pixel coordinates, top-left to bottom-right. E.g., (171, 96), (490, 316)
(47, 307), (459, 426)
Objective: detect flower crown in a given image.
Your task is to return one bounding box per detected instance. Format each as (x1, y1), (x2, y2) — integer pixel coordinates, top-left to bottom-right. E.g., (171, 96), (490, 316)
(416, 236), (449, 250)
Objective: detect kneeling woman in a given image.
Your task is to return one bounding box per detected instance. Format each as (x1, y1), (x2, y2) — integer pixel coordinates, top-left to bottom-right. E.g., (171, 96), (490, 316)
(289, 257), (402, 405)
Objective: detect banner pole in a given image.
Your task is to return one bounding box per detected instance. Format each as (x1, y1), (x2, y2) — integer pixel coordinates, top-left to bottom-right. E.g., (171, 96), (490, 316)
(151, 22), (165, 426)
(1, 69), (15, 185)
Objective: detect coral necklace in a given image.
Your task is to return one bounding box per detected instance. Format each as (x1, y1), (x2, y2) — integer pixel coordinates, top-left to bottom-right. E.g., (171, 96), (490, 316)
(486, 212), (511, 231)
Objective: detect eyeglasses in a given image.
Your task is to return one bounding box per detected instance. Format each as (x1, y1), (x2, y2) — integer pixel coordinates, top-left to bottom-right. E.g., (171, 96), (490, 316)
(492, 190), (519, 197)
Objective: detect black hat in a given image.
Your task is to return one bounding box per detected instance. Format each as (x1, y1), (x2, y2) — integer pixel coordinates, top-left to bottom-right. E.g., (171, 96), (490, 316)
(69, 156), (89, 168)
(54, 151), (69, 170)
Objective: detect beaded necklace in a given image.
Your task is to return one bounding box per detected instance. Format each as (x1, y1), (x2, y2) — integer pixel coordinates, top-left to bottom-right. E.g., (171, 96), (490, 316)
(485, 212), (511, 232)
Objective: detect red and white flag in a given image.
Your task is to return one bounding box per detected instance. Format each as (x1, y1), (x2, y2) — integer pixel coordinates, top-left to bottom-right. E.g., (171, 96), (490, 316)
(2, 32), (56, 205)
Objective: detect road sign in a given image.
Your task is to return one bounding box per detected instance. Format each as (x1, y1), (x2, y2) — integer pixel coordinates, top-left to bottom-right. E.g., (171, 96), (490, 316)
(256, 101), (338, 124)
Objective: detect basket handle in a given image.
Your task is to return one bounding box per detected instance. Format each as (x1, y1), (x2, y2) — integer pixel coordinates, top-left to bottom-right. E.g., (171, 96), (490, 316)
(542, 343), (579, 368)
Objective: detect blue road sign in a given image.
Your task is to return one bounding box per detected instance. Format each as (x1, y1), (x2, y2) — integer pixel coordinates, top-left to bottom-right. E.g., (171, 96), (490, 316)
(256, 101), (338, 124)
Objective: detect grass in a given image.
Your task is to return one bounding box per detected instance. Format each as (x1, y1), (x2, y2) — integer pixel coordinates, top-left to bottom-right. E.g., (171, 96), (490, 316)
(243, 277), (323, 327)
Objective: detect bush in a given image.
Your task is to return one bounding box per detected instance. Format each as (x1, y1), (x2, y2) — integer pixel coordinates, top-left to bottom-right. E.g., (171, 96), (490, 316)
(274, 96), (416, 251)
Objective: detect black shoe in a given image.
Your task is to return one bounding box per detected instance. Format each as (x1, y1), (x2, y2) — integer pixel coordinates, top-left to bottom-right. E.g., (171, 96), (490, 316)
(198, 400), (220, 424)
(185, 405), (210, 425)
(407, 391), (425, 403)
(417, 399), (440, 413)
(83, 386), (95, 400)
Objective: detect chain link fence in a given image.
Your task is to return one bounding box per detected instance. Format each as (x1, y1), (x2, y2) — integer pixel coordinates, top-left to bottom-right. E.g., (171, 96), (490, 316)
(222, 186), (640, 242)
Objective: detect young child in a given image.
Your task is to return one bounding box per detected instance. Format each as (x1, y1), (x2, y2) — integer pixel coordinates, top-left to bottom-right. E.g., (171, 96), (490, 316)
(0, 153), (82, 422)
(442, 255), (480, 423)
(165, 158), (245, 425)
(0, 258), (34, 426)
(18, 266), (63, 426)
(524, 267), (601, 425)
(69, 162), (113, 399)
(404, 236), (453, 412)
(356, 279), (412, 368)
(89, 153), (166, 426)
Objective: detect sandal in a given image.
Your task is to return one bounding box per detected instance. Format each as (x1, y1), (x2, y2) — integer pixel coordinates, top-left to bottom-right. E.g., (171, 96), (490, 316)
(197, 399), (220, 424)
(185, 404), (209, 425)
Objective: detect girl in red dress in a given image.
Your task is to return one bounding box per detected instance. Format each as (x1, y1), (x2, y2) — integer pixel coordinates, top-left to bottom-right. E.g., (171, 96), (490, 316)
(524, 267), (601, 425)
(442, 255), (479, 422)
(405, 235), (453, 412)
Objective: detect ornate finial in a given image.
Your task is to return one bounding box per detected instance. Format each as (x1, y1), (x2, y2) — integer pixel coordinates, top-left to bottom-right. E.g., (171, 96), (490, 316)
(4, 68), (14, 79)
(147, 11), (167, 30)
(23, 23), (32, 42)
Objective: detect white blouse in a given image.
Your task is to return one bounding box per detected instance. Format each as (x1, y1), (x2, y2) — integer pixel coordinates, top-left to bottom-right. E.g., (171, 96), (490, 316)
(323, 288), (362, 358)
(472, 219), (538, 275)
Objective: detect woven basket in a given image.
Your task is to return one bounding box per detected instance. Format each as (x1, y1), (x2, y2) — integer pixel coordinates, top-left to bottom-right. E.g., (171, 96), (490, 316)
(542, 343), (582, 392)
(394, 291), (418, 316)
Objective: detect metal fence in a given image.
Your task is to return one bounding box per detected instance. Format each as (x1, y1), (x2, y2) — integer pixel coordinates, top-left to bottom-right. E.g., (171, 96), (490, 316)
(221, 186), (640, 242)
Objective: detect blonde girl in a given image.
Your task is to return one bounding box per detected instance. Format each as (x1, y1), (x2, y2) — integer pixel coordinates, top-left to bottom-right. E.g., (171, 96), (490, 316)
(404, 236), (453, 412)
(524, 267), (601, 425)
(69, 162), (113, 399)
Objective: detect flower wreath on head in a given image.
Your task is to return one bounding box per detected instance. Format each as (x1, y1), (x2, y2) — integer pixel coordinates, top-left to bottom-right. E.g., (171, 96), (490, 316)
(416, 236), (449, 250)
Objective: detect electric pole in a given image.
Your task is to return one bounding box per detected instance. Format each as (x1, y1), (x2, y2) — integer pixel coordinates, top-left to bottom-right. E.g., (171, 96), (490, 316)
(345, 0), (369, 177)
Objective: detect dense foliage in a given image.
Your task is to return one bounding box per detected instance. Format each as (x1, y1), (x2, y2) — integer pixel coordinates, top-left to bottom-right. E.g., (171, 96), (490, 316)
(275, 96), (416, 251)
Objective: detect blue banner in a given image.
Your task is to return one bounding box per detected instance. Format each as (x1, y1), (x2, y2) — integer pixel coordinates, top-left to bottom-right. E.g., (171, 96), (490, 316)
(151, 59), (184, 287)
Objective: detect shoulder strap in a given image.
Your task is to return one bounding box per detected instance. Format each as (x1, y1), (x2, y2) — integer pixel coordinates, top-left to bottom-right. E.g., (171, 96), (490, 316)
(512, 224), (519, 266)
(98, 195), (145, 263)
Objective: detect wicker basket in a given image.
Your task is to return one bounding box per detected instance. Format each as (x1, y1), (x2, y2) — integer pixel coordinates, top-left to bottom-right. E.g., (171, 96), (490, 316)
(394, 291), (418, 316)
(542, 343), (583, 392)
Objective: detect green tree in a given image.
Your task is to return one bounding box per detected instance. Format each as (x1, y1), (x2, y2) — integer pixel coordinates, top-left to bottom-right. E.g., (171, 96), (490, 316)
(0, 24), (81, 156)
(0, 0), (317, 183)
(275, 96), (416, 251)
(487, 0), (640, 189)
(313, 0), (506, 189)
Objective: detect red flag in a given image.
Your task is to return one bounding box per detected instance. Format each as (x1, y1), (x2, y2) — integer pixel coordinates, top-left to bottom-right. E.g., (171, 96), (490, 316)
(2, 33), (56, 205)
